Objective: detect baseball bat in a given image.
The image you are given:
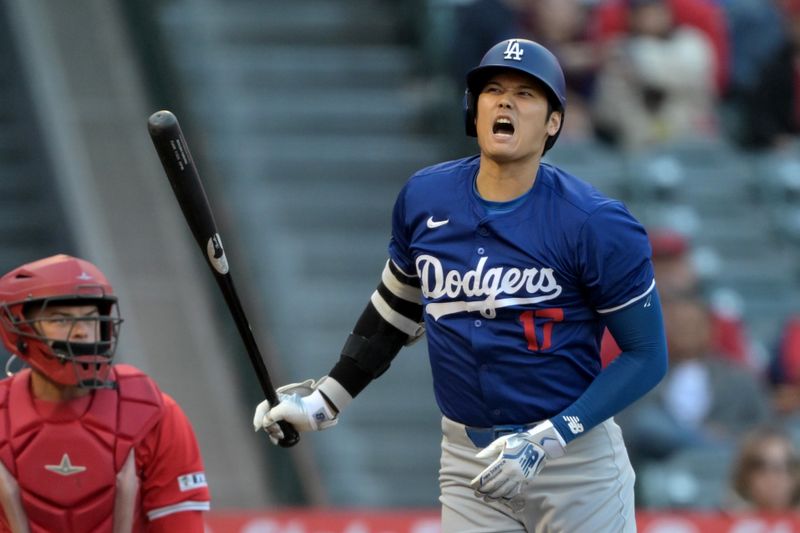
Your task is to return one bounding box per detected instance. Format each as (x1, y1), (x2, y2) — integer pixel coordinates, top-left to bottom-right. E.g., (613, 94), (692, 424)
(147, 109), (299, 448)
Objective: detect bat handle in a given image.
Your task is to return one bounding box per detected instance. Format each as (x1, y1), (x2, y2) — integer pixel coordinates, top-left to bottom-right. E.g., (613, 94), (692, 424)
(276, 420), (300, 448)
(263, 388), (300, 448)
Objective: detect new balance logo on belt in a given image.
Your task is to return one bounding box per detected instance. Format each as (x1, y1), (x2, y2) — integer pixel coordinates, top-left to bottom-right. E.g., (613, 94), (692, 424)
(563, 416), (584, 435)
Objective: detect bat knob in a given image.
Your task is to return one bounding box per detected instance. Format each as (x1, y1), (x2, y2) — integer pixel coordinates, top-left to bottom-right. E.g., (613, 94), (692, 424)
(277, 420), (301, 448)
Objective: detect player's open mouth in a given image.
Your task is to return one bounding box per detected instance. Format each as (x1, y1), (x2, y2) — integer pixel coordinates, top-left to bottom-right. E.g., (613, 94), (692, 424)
(493, 117), (514, 137)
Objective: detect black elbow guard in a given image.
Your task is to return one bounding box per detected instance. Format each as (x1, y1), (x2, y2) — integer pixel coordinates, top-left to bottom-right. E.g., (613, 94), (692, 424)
(328, 260), (424, 396)
(328, 306), (411, 397)
(340, 327), (407, 380)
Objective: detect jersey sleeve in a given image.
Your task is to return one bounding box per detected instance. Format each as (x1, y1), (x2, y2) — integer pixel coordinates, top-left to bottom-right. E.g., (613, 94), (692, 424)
(145, 510), (205, 533)
(577, 201), (654, 314)
(136, 393), (210, 525)
(552, 288), (668, 443)
(387, 182), (415, 275)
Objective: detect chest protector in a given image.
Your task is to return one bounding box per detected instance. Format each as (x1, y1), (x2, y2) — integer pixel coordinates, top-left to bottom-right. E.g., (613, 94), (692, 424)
(0, 365), (164, 533)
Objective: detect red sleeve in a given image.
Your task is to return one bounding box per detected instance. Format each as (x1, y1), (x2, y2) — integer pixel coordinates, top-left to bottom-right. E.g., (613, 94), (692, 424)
(135, 393), (211, 525)
(146, 510), (205, 533)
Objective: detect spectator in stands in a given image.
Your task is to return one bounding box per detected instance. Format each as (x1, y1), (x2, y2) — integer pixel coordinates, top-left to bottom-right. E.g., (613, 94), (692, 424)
(591, 0), (718, 149)
(719, 0), (784, 101)
(768, 316), (800, 430)
(602, 229), (755, 369)
(647, 229), (697, 292)
(523, 0), (598, 140)
(617, 291), (772, 468)
(728, 425), (800, 511)
(590, 0), (730, 93)
(726, 0), (800, 150)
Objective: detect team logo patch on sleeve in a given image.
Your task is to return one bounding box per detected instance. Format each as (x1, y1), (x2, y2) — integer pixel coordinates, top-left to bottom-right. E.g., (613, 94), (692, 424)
(178, 472), (208, 492)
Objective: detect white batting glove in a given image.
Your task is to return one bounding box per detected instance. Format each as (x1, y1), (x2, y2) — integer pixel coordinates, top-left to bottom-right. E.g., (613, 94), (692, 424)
(469, 420), (566, 511)
(252, 377), (351, 445)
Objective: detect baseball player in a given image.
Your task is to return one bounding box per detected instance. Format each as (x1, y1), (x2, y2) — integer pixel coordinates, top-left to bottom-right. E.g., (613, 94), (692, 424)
(254, 38), (668, 532)
(0, 255), (210, 532)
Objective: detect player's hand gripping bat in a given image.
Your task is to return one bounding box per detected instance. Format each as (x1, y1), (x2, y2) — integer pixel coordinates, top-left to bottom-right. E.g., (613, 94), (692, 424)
(147, 110), (299, 448)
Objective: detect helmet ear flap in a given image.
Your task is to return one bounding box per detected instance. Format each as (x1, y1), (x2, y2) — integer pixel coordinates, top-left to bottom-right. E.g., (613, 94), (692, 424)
(464, 89), (478, 137)
(0, 305), (27, 357)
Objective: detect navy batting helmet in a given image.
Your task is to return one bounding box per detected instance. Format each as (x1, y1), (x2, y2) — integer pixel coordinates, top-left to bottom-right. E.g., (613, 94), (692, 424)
(464, 38), (567, 152)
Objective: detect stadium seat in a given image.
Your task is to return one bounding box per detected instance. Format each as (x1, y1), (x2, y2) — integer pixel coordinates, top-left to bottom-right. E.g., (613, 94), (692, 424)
(638, 447), (735, 509)
(544, 139), (628, 198)
(625, 139), (754, 213)
(771, 207), (800, 244)
(753, 152), (800, 205)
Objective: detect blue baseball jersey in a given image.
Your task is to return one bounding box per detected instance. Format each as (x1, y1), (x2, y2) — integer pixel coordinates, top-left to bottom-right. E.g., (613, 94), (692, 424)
(389, 155), (654, 428)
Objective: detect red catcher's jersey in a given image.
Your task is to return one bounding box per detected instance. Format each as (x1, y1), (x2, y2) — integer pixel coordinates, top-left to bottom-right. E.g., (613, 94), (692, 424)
(0, 365), (210, 532)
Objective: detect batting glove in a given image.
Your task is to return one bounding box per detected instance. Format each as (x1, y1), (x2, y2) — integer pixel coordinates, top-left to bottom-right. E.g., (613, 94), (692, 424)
(469, 420), (566, 511)
(253, 377), (351, 445)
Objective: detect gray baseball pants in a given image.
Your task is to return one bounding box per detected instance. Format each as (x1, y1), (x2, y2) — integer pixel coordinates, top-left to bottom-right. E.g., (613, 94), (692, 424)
(440, 416), (636, 533)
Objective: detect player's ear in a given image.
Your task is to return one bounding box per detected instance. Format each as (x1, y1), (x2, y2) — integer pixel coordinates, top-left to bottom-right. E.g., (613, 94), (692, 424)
(546, 111), (562, 137)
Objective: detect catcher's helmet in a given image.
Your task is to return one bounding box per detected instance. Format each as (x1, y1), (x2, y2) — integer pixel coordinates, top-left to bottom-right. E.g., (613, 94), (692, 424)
(0, 254), (122, 388)
(464, 38), (567, 152)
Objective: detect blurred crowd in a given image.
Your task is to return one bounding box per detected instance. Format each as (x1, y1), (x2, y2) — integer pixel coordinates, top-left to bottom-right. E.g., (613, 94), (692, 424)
(602, 227), (800, 510)
(446, 0), (800, 152)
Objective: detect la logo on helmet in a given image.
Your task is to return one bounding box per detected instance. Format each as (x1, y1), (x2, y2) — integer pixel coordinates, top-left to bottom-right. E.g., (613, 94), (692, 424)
(503, 40), (524, 61)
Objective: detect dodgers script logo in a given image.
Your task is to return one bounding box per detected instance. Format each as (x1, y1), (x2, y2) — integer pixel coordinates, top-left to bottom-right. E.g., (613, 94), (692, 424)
(416, 255), (562, 320)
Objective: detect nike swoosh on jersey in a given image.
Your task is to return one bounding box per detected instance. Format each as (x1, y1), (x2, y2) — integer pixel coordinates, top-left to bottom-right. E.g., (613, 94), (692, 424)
(427, 217), (449, 229)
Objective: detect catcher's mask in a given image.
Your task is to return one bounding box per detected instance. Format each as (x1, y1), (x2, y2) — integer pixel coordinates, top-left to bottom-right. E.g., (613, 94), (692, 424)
(0, 255), (122, 389)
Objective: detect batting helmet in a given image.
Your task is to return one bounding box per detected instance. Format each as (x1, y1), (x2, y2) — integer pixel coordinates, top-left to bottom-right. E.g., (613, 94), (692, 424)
(464, 38), (567, 152)
(0, 254), (122, 389)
